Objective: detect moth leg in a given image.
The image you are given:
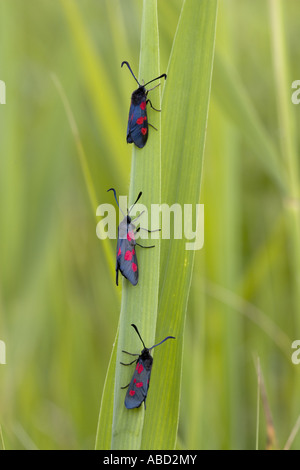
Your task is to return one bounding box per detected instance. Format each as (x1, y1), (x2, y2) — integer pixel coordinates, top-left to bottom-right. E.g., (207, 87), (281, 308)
(148, 122), (158, 131)
(146, 99), (161, 112)
(135, 242), (155, 249)
(135, 227), (161, 234)
(131, 210), (145, 224)
(120, 359), (137, 366)
(146, 82), (161, 93)
(121, 383), (130, 389)
(121, 350), (139, 356)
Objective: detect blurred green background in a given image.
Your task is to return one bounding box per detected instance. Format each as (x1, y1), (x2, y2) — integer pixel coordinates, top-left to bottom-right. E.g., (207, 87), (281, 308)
(0, 0), (300, 449)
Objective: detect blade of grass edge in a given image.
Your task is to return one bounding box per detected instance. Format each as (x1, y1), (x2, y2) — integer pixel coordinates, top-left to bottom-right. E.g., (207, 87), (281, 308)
(95, 325), (118, 450)
(60, 0), (127, 181)
(142, 0), (218, 449)
(110, 0), (162, 450)
(51, 73), (115, 278)
(95, 0), (163, 450)
(268, 0), (300, 447)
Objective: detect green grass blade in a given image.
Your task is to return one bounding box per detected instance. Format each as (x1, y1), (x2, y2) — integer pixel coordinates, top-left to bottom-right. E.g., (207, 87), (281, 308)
(95, 0), (162, 450)
(110, 0), (162, 450)
(212, 54), (286, 192)
(268, 0), (300, 438)
(60, 0), (127, 180)
(268, 0), (300, 318)
(51, 73), (115, 277)
(0, 424), (5, 450)
(268, 0), (299, 197)
(95, 326), (118, 450)
(142, 0), (218, 449)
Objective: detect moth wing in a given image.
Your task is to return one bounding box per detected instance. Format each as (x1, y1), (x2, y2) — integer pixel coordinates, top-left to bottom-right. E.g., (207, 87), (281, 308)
(115, 236), (123, 286)
(126, 107), (134, 143)
(124, 358), (151, 409)
(126, 101), (148, 149)
(116, 231), (138, 286)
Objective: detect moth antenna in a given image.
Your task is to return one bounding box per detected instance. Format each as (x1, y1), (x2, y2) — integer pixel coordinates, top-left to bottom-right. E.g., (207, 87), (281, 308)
(107, 188), (126, 218)
(144, 73), (167, 88)
(121, 61), (140, 87)
(128, 191), (143, 215)
(149, 336), (175, 351)
(131, 324), (146, 349)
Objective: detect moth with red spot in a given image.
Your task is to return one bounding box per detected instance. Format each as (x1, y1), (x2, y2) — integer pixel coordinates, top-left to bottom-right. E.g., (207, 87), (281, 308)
(121, 324), (175, 409)
(121, 61), (167, 148)
(107, 188), (159, 286)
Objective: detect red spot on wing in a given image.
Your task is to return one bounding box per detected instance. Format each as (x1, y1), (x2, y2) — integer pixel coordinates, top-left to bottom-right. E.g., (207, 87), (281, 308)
(141, 127), (147, 135)
(132, 248), (135, 255)
(127, 230), (135, 242)
(132, 262), (137, 272)
(117, 247), (121, 257)
(136, 363), (144, 374)
(136, 117), (144, 125)
(124, 250), (133, 261)
(133, 378), (136, 383)
(140, 101), (146, 110)
(136, 382), (143, 388)
(129, 390), (135, 397)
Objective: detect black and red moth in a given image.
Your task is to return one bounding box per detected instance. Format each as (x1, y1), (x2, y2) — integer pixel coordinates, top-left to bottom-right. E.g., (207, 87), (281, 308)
(121, 324), (175, 409)
(121, 61), (167, 148)
(107, 188), (157, 286)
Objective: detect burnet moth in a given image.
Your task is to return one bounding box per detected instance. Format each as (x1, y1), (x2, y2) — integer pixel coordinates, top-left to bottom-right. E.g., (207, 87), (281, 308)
(121, 324), (175, 409)
(107, 188), (159, 286)
(121, 61), (167, 148)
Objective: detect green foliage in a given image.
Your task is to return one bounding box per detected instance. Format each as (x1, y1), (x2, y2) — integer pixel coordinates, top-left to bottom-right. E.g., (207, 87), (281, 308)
(95, 0), (218, 450)
(0, 0), (300, 450)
